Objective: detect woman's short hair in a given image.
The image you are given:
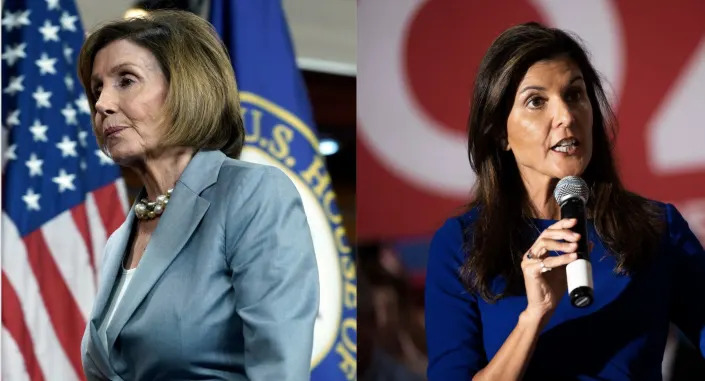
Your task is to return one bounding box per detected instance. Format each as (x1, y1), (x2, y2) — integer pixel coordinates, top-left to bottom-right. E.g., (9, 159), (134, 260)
(78, 10), (244, 158)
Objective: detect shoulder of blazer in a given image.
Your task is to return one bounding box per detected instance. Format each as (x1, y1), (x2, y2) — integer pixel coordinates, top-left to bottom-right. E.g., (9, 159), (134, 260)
(215, 157), (296, 200)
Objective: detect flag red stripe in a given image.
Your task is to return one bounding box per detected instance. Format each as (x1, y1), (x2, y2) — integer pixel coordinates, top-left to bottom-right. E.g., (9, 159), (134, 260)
(23, 230), (87, 380)
(93, 182), (127, 237)
(71, 203), (97, 281)
(2, 272), (47, 381)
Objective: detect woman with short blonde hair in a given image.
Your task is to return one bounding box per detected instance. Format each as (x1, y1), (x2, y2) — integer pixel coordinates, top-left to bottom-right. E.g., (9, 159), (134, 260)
(78, 10), (319, 380)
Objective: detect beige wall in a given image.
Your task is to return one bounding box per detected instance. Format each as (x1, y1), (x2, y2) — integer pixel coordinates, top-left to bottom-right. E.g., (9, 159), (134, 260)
(75, 0), (356, 75)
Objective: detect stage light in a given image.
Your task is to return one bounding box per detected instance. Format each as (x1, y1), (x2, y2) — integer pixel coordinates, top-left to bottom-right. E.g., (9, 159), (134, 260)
(319, 138), (339, 156)
(124, 8), (150, 19)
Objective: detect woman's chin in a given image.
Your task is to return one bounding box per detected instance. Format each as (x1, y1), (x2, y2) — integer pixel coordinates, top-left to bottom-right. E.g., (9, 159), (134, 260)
(106, 148), (141, 167)
(552, 165), (586, 179)
(550, 154), (590, 179)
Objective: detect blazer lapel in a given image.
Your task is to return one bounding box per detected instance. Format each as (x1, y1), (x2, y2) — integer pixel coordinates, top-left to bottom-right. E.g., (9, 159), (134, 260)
(88, 208), (135, 376)
(90, 211), (134, 326)
(105, 150), (225, 352)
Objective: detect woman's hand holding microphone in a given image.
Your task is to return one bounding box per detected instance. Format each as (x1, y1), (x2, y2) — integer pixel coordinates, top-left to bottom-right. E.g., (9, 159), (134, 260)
(521, 218), (591, 327)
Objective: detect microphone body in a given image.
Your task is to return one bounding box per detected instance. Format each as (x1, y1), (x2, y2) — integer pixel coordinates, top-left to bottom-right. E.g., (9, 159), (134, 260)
(554, 176), (594, 308)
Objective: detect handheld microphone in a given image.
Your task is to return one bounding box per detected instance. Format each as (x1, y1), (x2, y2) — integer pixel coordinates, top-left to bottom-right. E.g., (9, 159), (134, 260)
(554, 176), (593, 308)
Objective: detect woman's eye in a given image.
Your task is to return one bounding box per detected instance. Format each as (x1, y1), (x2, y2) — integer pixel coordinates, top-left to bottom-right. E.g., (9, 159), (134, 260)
(566, 89), (583, 102)
(119, 77), (134, 88)
(527, 96), (545, 109)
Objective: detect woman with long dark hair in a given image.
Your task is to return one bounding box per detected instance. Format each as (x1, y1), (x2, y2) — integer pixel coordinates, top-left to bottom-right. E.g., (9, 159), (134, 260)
(425, 22), (705, 380)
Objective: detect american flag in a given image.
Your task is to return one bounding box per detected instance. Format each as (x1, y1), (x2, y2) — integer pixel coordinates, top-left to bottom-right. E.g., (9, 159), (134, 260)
(1, 0), (128, 380)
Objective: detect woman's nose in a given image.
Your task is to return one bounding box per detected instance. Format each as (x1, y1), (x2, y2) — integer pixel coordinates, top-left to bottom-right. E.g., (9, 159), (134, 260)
(552, 98), (574, 129)
(95, 90), (116, 115)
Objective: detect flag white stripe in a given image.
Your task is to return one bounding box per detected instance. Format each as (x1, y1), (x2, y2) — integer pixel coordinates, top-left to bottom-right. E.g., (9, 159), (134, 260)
(41, 211), (97, 319)
(2, 212), (81, 381)
(2, 326), (31, 381)
(115, 177), (129, 212)
(86, 192), (108, 279)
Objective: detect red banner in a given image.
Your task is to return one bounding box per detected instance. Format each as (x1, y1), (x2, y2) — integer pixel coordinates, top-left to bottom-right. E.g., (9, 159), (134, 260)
(358, 0), (705, 242)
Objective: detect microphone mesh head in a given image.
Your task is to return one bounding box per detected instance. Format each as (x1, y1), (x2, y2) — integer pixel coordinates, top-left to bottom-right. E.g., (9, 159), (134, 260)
(554, 176), (589, 205)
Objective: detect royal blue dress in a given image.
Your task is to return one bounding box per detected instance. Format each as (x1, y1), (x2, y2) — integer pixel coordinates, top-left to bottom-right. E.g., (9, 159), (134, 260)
(425, 203), (705, 380)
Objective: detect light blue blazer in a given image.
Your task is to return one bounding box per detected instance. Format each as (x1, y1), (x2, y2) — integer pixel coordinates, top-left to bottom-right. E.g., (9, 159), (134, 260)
(81, 150), (319, 380)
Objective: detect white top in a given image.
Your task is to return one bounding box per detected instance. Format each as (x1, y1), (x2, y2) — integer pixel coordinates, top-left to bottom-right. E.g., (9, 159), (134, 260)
(97, 266), (136, 354)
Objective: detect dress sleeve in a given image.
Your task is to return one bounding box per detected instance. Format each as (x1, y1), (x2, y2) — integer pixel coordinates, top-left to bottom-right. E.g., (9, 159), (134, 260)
(666, 203), (705, 356)
(425, 217), (488, 380)
(225, 166), (319, 380)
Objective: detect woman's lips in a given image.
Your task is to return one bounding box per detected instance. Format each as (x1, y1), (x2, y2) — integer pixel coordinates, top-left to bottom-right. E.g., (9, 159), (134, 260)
(551, 144), (580, 155)
(104, 126), (126, 138)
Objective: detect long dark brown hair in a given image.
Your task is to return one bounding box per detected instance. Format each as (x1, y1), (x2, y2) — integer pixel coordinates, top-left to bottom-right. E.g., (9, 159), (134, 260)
(462, 22), (665, 302)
